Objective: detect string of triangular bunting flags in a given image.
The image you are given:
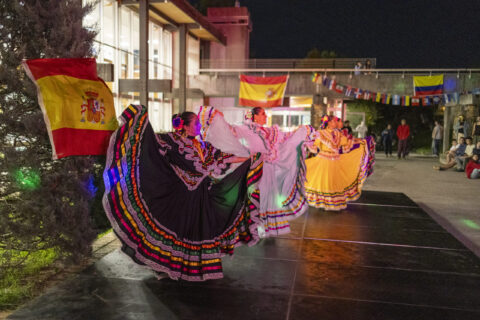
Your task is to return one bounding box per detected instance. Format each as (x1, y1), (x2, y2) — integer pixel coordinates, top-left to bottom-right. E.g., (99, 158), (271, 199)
(312, 73), (461, 107)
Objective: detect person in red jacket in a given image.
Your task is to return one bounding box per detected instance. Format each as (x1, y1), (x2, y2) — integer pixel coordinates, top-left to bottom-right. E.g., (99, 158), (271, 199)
(396, 118), (410, 159)
(466, 154), (480, 179)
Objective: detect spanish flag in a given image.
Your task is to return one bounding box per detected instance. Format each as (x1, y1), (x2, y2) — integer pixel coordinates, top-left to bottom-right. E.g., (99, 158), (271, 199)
(23, 58), (117, 159)
(413, 74), (444, 96)
(239, 74), (288, 108)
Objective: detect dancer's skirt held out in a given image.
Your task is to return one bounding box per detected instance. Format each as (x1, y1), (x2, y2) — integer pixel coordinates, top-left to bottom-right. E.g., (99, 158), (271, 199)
(305, 140), (370, 211)
(199, 106), (314, 237)
(103, 105), (262, 281)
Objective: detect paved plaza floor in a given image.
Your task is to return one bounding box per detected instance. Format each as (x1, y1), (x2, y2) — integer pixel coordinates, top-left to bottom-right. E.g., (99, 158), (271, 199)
(363, 154), (480, 257)
(8, 188), (480, 319)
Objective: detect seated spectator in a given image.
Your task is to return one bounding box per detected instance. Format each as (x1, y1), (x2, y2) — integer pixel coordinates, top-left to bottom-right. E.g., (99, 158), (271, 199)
(455, 137), (475, 171)
(473, 141), (480, 156)
(445, 139), (458, 163)
(466, 154), (480, 179)
(434, 137), (466, 170)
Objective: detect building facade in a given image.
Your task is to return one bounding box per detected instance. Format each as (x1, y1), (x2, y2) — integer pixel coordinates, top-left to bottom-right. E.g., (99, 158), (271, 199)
(83, 0), (224, 132)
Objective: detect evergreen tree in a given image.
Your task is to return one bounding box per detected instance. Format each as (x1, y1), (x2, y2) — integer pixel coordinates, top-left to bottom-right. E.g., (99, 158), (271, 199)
(305, 48), (338, 59)
(0, 0), (101, 273)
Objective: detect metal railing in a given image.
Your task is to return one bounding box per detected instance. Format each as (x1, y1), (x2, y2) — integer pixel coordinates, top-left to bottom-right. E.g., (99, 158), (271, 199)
(200, 58), (377, 70)
(199, 67), (480, 75)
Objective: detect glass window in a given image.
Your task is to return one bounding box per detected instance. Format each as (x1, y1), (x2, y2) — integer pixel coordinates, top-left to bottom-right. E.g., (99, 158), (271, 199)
(119, 92), (137, 111)
(120, 52), (128, 79)
(162, 98), (172, 132)
(83, 0), (99, 31)
(187, 35), (200, 75)
(271, 115), (284, 127)
(132, 13), (140, 79)
(119, 7), (131, 79)
(302, 114), (311, 125)
(163, 30), (172, 79)
(102, 0), (115, 46)
(290, 115), (300, 126)
(83, 0), (100, 57)
(150, 23), (162, 79)
(119, 7), (130, 50)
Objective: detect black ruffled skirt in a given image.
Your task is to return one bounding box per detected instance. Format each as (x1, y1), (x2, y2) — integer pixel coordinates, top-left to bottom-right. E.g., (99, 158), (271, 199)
(103, 105), (262, 281)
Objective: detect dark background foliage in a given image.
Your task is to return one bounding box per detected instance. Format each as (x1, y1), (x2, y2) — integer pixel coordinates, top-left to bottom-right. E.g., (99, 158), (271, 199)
(0, 0), (106, 274)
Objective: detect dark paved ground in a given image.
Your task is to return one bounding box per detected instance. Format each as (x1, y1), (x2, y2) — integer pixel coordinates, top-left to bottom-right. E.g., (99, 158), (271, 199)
(8, 191), (480, 320)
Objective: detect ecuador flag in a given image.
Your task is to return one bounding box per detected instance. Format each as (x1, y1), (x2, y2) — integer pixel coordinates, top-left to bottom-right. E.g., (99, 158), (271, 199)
(239, 74), (288, 107)
(23, 58), (117, 159)
(413, 74), (444, 96)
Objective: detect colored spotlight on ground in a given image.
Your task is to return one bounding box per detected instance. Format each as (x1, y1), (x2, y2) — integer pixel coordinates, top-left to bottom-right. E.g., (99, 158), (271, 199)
(461, 219), (480, 230)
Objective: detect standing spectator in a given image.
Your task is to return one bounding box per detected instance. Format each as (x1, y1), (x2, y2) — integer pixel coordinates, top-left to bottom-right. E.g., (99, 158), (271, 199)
(466, 154), (480, 179)
(342, 120), (353, 135)
(396, 118), (410, 159)
(364, 59), (372, 74)
(454, 115), (470, 140)
(355, 121), (368, 138)
(381, 124), (394, 157)
(472, 116), (480, 144)
(432, 120), (444, 156)
(354, 61), (363, 75)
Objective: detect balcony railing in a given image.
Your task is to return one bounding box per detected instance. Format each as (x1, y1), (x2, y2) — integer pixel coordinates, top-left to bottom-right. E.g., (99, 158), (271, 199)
(200, 58), (377, 70)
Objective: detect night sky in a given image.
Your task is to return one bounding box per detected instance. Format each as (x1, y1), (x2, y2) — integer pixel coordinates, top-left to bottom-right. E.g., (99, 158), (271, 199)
(193, 0), (480, 68)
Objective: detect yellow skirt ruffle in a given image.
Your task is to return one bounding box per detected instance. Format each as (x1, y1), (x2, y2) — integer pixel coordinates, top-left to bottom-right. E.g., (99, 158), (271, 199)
(305, 142), (369, 211)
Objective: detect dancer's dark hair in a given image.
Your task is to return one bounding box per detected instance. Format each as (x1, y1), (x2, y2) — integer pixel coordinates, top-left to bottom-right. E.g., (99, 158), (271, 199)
(251, 107), (264, 122)
(172, 112), (197, 131)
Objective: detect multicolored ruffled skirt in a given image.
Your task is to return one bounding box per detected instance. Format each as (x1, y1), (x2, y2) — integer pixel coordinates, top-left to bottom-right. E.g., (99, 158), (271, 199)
(102, 105), (262, 281)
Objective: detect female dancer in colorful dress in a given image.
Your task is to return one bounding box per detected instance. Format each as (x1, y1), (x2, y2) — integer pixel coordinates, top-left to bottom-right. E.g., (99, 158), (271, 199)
(305, 115), (370, 211)
(336, 116), (376, 177)
(103, 105), (262, 281)
(198, 106), (315, 237)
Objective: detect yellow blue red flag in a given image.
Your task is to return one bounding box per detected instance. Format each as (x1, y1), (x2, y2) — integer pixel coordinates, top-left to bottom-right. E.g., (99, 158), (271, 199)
(23, 58), (117, 159)
(413, 74), (444, 96)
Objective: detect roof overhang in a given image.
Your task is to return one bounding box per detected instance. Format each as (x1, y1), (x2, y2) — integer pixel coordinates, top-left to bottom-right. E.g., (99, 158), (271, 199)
(120, 0), (226, 45)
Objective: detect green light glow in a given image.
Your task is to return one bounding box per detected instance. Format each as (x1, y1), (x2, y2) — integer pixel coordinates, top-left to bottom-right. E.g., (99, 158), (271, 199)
(222, 185), (239, 207)
(276, 194), (287, 207)
(461, 219), (480, 230)
(239, 138), (248, 147)
(14, 168), (41, 190)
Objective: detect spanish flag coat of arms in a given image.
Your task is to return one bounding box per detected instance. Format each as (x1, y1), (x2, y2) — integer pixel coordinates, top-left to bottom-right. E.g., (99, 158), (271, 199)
(23, 58), (118, 159)
(238, 74), (288, 107)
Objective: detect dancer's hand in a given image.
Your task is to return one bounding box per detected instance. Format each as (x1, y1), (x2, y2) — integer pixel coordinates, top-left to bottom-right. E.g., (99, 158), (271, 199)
(225, 156), (249, 163)
(307, 145), (319, 154)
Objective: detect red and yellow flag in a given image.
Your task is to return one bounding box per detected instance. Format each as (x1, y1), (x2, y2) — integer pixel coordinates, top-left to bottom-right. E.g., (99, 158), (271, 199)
(23, 58), (117, 159)
(238, 74), (288, 107)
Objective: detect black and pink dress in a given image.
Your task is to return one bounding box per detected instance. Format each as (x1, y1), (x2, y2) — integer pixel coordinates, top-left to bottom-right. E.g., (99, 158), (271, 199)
(103, 105), (262, 281)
